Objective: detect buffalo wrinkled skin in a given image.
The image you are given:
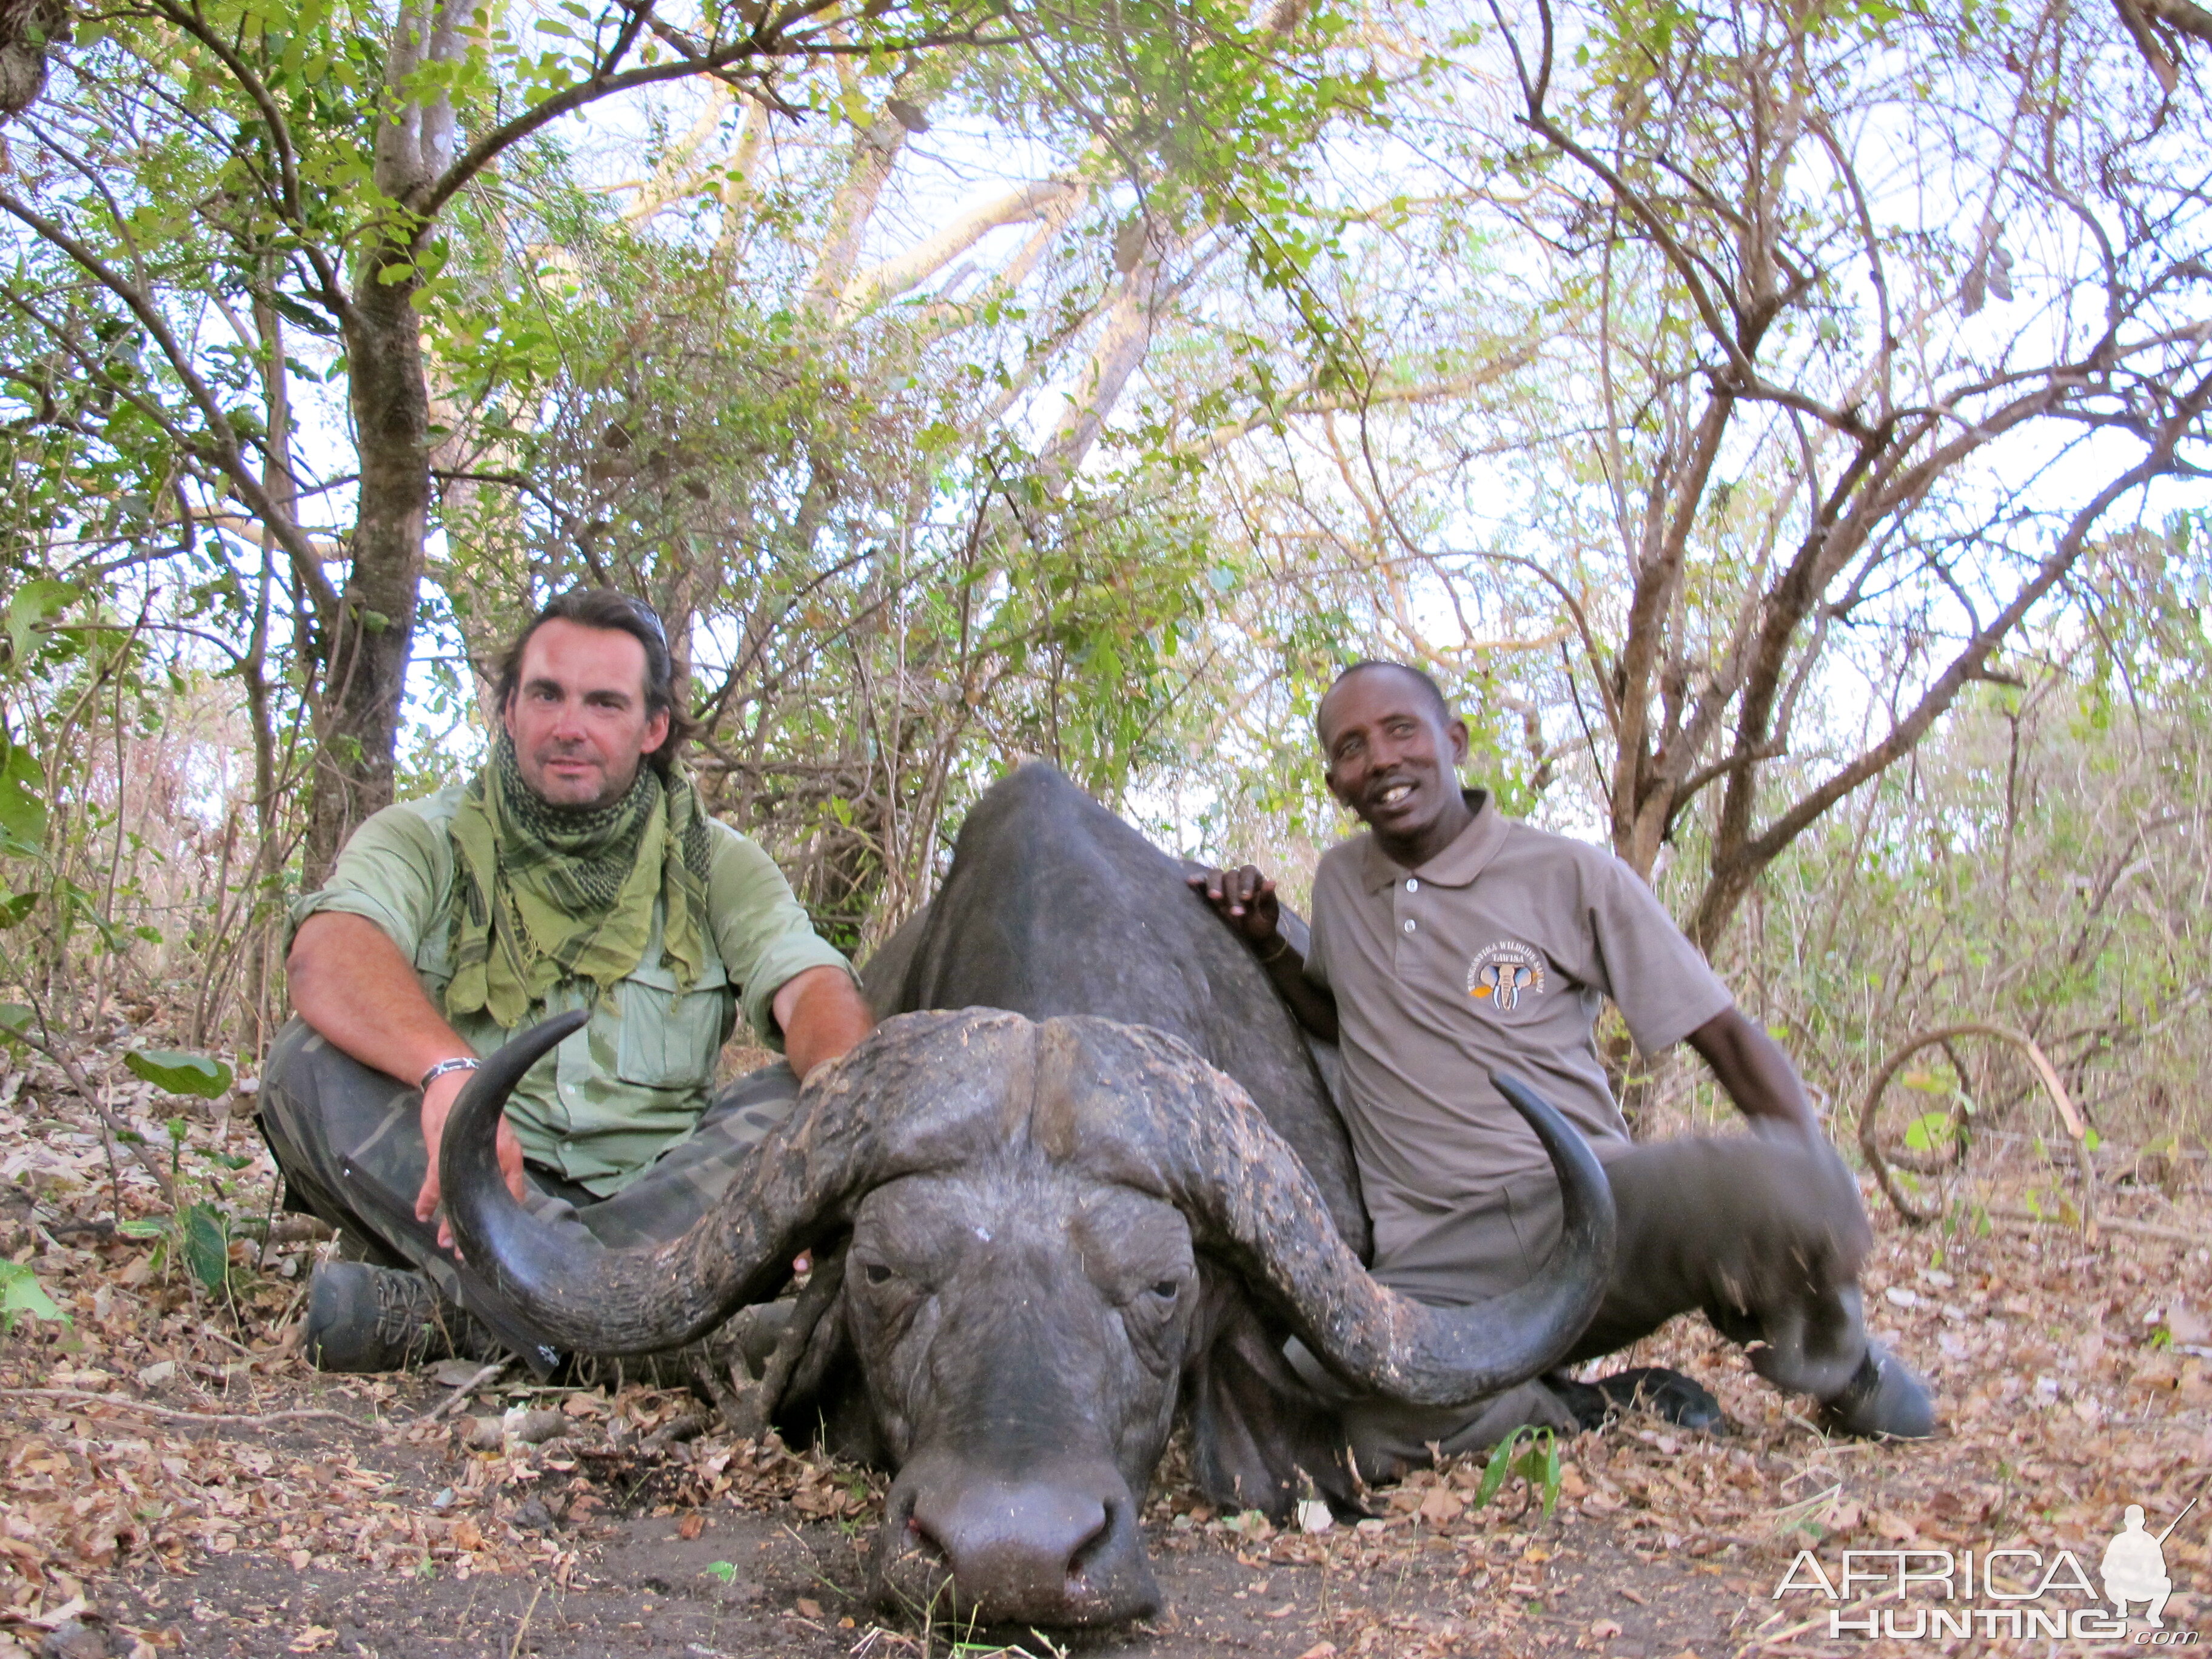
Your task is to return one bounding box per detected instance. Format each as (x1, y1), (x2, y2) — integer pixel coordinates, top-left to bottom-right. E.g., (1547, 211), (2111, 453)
(853, 1175), (1190, 1623)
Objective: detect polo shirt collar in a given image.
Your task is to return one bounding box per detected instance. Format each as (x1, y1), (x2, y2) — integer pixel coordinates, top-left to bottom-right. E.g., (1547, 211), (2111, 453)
(1359, 789), (1506, 893)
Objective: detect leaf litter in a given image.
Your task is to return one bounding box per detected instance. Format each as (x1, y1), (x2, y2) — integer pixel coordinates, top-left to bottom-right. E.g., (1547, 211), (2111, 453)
(0, 1032), (2205, 1657)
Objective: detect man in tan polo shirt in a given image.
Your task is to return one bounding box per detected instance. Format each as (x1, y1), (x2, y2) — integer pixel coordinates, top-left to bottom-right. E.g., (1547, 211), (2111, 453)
(1191, 660), (1931, 1470)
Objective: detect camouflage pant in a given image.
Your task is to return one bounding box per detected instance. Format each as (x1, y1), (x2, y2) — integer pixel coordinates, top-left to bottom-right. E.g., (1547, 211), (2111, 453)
(256, 1017), (799, 1373)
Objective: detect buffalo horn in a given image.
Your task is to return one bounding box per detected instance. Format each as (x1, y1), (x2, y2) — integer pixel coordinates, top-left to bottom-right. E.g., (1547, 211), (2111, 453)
(438, 1009), (1041, 1355)
(443, 1007), (1613, 1394)
(1034, 1019), (1617, 1408)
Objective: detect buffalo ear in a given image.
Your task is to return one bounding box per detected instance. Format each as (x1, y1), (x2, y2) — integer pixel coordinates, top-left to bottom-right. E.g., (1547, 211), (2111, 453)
(1182, 1277), (1362, 1523)
(758, 1241), (883, 1463)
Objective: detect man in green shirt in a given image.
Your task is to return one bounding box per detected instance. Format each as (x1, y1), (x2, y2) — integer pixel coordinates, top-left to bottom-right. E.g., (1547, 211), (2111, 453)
(263, 588), (874, 1372)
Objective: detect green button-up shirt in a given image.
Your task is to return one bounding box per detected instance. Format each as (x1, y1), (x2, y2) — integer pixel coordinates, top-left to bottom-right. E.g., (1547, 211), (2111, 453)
(290, 782), (854, 1196)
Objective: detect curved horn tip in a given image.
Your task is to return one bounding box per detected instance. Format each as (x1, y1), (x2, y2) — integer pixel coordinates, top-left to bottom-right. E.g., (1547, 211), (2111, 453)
(513, 1006), (588, 1062)
(442, 1009), (590, 1208)
(1493, 1062), (1619, 1287)
(1491, 1071), (1590, 1142)
(451, 1009), (587, 1102)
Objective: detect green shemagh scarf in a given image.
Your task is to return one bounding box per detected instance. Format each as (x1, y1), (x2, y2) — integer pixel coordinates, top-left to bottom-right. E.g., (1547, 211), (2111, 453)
(445, 734), (713, 1029)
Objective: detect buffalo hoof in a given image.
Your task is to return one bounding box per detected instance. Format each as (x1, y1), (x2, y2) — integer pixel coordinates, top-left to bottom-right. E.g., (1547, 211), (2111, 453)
(1817, 1344), (1935, 1439)
(1549, 1366), (1727, 1433)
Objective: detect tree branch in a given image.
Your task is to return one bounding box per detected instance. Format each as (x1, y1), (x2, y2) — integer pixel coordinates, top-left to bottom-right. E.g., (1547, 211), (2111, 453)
(147, 0), (304, 227)
(839, 178), (1082, 318)
(1698, 370), (2212, 941)
(0, 226), (340, 615)
(414, 13), (1007, 226)
(1177, 346), (1538, 460)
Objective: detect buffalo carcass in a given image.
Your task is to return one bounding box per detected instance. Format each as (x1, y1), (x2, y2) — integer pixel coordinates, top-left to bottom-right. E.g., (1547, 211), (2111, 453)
(441, 763), (1614, 1628)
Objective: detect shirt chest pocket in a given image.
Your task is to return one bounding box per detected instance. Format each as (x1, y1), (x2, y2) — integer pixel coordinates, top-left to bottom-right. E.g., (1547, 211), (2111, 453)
(610, 959), (734, 1090)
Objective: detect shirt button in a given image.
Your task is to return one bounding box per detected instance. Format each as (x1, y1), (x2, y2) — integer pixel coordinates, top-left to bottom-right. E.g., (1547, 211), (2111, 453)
(1403, 918), (1416, 934)
(1406, 878), (1419, 892)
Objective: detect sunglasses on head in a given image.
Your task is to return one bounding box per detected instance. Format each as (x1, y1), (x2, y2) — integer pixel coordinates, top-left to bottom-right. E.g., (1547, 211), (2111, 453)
(618, 595), (668, 646)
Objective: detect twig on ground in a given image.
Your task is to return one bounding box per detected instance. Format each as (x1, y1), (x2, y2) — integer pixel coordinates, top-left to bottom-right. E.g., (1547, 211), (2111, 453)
(1986, 1204), (2204, 1245)
(0, 1387), (360, 1426)
(425, 1358), (512, 1421)
(507, 1582), (545, 1659)
(41, 1218), (119, 1240)
(272, 1276), (312, 1338)
(1737, 1583), (1905, 1652)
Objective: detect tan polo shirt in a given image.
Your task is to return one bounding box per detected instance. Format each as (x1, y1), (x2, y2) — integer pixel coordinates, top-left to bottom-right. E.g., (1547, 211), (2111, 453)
(1306, 791), (1733, 1280)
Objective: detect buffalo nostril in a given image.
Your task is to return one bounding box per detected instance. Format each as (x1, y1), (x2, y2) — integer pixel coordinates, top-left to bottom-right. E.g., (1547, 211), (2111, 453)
(912, 1484), (1108, 1589)
(886, 1461), (1159, 1625)
(1065, 1499), (1117, 1582)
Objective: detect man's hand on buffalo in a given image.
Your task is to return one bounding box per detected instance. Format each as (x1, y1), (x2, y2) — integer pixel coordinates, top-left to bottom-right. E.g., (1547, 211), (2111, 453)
(773, 963), (876, 1081)
(1185, 864), (1339, 1042)
(417, 1066), (528, 1252)
(1185, 863), (1284, 952)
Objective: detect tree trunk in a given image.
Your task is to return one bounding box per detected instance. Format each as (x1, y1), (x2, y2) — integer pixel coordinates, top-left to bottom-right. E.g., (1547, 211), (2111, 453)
(304, 259), (430, 883)
(1606, 387), (1734, 880)
(300, 0), (457, 882)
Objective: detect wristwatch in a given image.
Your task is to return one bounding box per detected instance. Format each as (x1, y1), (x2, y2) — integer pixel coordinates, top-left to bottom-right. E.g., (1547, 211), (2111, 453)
(418, 1056), (481, 1092)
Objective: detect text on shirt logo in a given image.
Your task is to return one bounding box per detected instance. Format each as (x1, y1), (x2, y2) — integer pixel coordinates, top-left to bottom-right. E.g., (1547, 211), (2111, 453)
(1466, 940), (1546, 1012)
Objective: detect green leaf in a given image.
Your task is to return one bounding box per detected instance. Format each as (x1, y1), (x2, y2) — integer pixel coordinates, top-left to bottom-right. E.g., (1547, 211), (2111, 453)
(1902, 1109), (1953, 1151)
(0, 1261), (69, 1333)
(0, 743), (46, 854)
(5, 579), (75, 662)
(0, 891), (38, 927)
(116, 1216), (170, 1239)
(0, 1004), (33, 1037)
(702, 1561), (739, 1584)
(124, 1048), (234, 1098)
(1475, 1426), (1527, 1506)
(182, 1202), (230, 1293)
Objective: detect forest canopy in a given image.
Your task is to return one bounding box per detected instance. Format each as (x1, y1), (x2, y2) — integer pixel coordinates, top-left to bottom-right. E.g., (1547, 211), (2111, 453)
(0, 0), (2207, 1149)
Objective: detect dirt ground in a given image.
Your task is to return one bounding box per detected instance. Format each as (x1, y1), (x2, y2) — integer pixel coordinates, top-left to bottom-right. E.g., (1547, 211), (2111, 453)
(2, 1079), (2208, 1659)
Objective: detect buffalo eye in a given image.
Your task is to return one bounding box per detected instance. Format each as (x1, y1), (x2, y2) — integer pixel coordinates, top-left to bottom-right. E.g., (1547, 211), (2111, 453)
(863, 1262), (894, 1285)
(1148, 1279), (1179, 1301)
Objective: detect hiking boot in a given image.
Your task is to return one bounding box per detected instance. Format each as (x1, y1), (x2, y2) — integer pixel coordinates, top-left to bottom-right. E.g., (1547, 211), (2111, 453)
(1817, 1343), (1935, 1439)
(304, 1260), (503, 1373)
